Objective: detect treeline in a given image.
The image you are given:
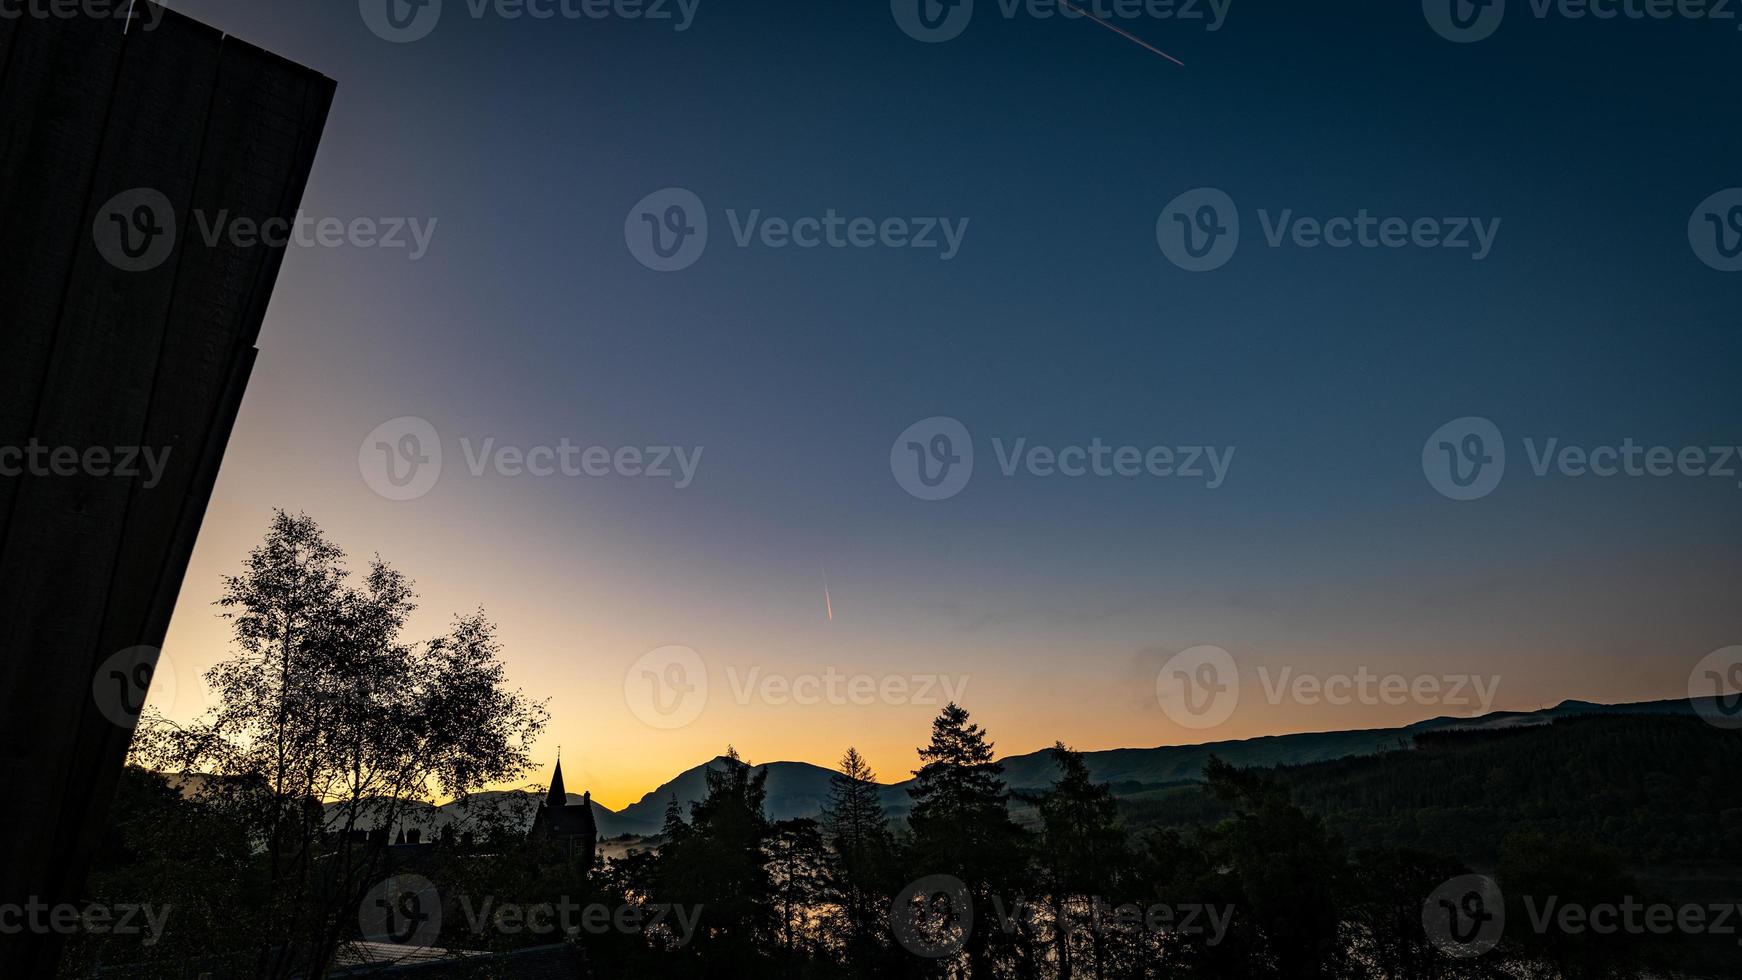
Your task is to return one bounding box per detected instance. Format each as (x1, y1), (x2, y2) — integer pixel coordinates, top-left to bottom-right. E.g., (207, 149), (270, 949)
(464, 705), (1713, 980)
(73, 704), (1732, 979)
(1118, 715), (1742, 868)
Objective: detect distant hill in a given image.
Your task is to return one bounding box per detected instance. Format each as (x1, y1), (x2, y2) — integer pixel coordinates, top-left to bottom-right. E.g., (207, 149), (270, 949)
(319, 696), (1706, 839)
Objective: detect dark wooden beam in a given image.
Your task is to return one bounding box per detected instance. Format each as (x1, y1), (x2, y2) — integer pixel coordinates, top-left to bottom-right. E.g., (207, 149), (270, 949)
(0, 6), (333, 976)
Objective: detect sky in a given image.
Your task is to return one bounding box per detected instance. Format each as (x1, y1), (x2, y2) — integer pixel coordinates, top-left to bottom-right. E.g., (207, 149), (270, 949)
(147, 0), (1742, 810)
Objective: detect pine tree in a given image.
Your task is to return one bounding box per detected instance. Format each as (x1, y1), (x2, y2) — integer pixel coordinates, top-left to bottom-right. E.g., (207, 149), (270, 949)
(905, 704), (1028, 980)
(821, 748), (895, 974)
(653, 747), (775, 976)
(1036, 742), (1127, 980)
(766, 817), (832, 974)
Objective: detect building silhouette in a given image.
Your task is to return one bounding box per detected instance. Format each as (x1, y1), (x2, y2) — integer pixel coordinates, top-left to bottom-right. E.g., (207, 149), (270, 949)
(527, 757), (598, 866)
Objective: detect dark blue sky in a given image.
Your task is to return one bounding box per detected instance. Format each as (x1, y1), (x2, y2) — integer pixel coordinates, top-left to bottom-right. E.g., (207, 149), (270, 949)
(160, 0), (1742, 803)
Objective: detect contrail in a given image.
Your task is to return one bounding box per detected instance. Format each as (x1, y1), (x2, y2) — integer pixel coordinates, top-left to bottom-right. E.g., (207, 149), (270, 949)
(821, 564), (834, 622)
(1055, 0), (1186, 67)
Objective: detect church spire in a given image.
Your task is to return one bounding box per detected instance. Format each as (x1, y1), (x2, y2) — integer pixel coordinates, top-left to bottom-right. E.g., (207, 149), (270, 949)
(547, 757), (567, 809)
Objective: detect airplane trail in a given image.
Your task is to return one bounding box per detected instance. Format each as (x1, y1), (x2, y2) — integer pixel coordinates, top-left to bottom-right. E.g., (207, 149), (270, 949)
(1055, 0), (1186, 67)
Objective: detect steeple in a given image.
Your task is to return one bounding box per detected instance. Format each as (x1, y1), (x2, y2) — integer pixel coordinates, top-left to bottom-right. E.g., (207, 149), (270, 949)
(546, 757), (567, 809)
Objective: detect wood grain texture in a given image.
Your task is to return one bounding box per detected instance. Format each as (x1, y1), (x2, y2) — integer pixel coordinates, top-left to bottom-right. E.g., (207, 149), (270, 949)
(0, 5), (332, 975)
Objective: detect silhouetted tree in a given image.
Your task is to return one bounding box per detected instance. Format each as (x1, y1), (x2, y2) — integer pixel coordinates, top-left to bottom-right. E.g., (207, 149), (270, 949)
(1035, 742), (1127, 980)
(767, 817), (833, 972)
(905, 704), (1028, 980)
(135, 511), (547, 978)
(653, 748), (776, 978)
(822, 747), (897, 975)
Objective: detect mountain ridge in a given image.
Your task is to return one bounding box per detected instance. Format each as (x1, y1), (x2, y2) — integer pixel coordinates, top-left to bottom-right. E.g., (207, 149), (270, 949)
(326, 696), (1705, 838)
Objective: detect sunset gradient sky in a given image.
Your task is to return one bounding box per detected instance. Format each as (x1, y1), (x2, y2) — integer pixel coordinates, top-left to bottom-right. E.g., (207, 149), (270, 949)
(146, 0), (1742, 809)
